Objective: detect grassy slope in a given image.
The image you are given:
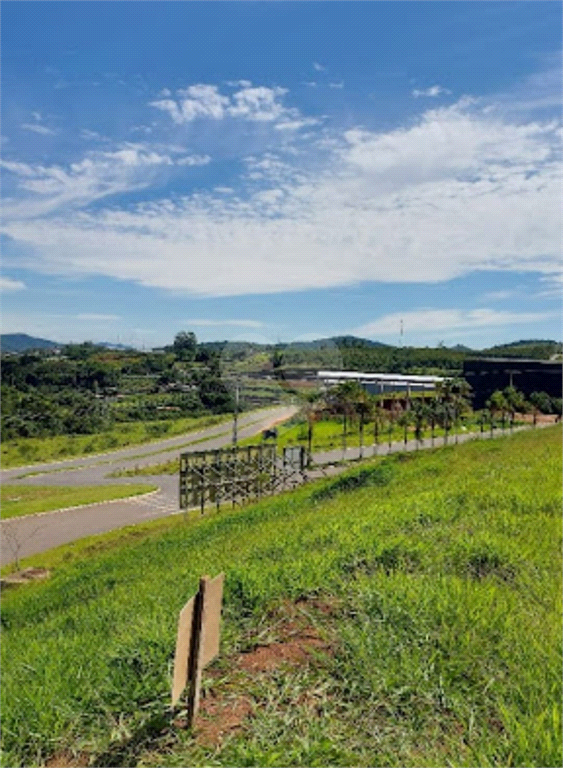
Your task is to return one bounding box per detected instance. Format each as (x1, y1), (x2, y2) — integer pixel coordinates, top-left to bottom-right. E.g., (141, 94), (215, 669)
(0, 484), (158, 520)
(116, 418), (518, 478)
(1, 426), (561, 767)
(0, 413), (235, 469)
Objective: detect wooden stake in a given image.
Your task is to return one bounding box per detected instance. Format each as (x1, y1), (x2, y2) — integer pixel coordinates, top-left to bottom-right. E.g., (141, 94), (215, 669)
(172, 573), (224, 729)
(186, 576), (207, 726)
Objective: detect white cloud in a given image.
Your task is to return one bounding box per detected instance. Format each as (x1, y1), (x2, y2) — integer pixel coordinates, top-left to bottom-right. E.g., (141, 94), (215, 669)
(179, 319), (263, 328)
(150, 83), (294, 124)
(0, 277), (26, 291)
(21, 123), (57, 136)
(274, 118), (320, 131)
(77, 313), (120, 321)
(80, 129), (104, 140)
(176, 154), (211, 166)
(0, 143), (209, 219)
(412, 85), (451, 98)
(329, 82), (344, 89)
(2, 90), (561, 299)
(481, 289), (517, 301)
(313, 63), (326, 72)
(353, 308), (556, 338)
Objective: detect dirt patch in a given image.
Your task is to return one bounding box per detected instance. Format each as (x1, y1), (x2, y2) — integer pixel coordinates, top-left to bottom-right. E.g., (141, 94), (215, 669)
(238, 631), (327, 673)
(45, 751), (90, 767)
(1, 567), (50, 587)
(194, 694), (254, 747)
(180, 602), (335, 749)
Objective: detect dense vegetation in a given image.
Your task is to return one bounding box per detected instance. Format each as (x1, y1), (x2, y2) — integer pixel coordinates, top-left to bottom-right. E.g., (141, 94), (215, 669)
(2, 334), (559, 443)
(1, 426), (561, 767)
(1, 339), (235, 442)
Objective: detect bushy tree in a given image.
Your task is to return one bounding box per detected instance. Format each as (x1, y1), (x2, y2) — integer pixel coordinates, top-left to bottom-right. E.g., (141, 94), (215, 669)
(173, 331), (197, 361)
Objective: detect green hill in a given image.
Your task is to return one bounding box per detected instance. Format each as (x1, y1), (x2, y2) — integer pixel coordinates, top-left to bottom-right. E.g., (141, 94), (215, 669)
(480, 339), (562, 359)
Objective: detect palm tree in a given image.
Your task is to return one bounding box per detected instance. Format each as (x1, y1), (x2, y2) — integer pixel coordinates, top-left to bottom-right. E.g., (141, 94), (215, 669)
(428, 396), (440, 446)
(487, 390), (509, 435)
(327, 380), (360, 460)
(478, 408), (489, 438)
(396, 403), (413, 449)
(450, 377), (472, 443)
(502, 386), (527, 433)
(435, 378), (454, 444)
(302, 390), (326, 467)
(372, 396), (387, 455)
(388, 395), (403, 452)
(411, 399), (429, 449)
(354, 388), (373, 459)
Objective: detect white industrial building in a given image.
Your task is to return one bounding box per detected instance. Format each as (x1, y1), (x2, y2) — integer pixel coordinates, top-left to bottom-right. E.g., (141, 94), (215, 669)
(317, 370), (446, 395)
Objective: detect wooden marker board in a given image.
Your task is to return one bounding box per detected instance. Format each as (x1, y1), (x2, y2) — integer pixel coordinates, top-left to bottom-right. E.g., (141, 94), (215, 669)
(171, 596), (195, 707)
(171, 573), (224, 719)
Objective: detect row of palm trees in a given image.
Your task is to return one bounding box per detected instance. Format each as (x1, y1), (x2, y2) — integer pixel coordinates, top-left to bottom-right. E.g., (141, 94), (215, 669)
(301, 377), (473, 460)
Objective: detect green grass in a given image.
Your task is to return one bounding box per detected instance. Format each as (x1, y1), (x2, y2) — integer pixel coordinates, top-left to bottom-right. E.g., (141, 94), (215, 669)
(0, 413), (237, 469)
(0, 483), (158, 520)
(1, 426), (561, 767)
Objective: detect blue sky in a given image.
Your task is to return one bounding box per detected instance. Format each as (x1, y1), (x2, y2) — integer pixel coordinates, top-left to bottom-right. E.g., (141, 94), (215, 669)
(1, 1), (561, 349)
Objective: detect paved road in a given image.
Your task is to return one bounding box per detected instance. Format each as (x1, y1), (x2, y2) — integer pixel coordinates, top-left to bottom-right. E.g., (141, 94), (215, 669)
(0, 419), (552, 566)
(0, 405), (297, 566)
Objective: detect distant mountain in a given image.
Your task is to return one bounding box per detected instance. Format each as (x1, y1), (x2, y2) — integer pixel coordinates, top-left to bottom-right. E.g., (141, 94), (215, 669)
(1, 333), (60, 353)
(321, 335), (390, 348)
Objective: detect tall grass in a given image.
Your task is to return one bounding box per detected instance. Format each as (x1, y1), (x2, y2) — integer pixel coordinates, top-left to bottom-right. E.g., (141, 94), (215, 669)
(1, 426), (560, 767)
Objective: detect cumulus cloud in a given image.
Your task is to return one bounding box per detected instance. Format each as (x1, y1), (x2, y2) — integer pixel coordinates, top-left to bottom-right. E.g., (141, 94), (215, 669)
(150, 83), (297, 124)
(0, 276), (26, 291)
(313, 63), (326, 72)
(1, 91), (560, 298)
(412, 85), (452, 98)
(352, 308), (556, 338)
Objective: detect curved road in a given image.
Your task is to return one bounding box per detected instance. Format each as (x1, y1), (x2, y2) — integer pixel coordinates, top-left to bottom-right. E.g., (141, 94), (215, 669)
(1, 405), (297, 566)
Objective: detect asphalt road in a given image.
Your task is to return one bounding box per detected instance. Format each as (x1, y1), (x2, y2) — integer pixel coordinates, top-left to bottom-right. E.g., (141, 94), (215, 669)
(0, 405), (297, 566)
(0, 418), (552, 566)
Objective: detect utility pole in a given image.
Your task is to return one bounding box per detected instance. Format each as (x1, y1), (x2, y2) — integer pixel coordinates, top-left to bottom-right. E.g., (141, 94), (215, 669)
(232, 378), (240, 446)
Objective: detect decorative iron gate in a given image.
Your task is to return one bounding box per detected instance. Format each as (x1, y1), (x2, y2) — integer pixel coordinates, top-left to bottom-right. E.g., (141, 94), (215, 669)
(179, 444), (307, 512)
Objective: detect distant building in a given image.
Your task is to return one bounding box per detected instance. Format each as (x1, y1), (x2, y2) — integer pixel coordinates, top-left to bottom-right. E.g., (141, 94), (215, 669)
(462, 358), (563, 409)
(317, 370), (445, 395)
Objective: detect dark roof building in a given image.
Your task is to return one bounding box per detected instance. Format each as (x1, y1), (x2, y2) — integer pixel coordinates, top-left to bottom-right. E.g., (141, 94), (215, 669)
(463, 358), (563, 409)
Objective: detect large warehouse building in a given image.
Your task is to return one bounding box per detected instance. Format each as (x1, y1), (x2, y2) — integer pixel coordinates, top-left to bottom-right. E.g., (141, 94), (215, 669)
(317, 370), (445, 395)
(462, 358), (563, 409)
